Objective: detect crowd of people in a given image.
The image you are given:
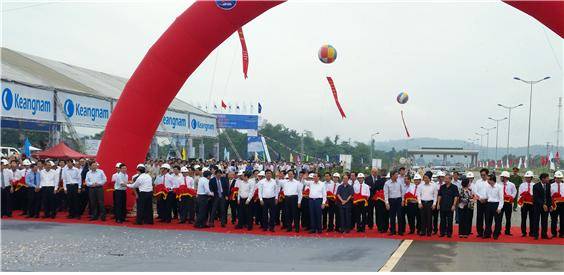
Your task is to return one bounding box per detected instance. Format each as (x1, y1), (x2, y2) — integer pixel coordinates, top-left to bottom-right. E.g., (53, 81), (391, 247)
(1, 156), (563, 241)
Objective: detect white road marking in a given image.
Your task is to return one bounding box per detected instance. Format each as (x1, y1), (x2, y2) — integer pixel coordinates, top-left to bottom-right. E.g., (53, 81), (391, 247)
(378, 239), (413, 272)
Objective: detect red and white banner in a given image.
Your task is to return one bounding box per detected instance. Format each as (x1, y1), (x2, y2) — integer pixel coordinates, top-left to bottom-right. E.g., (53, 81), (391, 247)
(326, 76), (346, 118)
(237, 28), (249, 79)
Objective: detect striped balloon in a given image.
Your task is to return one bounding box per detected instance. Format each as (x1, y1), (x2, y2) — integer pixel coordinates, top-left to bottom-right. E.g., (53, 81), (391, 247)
(318, 44), (337, 64)
(397, 92), (409, 104)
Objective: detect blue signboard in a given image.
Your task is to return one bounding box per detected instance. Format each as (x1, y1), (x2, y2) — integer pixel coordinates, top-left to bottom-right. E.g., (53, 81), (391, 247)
(215, 114), (258, 130)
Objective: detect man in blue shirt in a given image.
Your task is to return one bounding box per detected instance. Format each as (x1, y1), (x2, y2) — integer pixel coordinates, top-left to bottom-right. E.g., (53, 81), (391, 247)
(25, 164), (41, 218)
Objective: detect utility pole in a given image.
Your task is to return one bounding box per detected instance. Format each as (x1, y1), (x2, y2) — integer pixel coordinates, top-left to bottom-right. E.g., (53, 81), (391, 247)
(481, 126), (496, 161)
(488, 117), (508, 163)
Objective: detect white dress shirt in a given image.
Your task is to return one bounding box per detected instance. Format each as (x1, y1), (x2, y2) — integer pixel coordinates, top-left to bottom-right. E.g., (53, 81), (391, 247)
(353, 182), (370, 197)
(236, 179), (252, 202)
(551, 181), (564, 197)
(63, 167), (82, 190)
(113, 172), (128, 191)
(154, 173), (175, 190)
(258, 178), (279, 200)
(197, 177), (212, 195)
(473, 179), (489, 200)
(182, 176), (195, 189)
(1, 169), (14, 188)
(417, 182), (438, 205)
(85, 169), (107, 187)
(169, 173), (183, 190)
(39, 169), (58, 188)
(384, 179), (404, 201)
(518, 181), (534, 195)
(127, 173), (153, 192)
(308, 180), (327, 205)
(501, 181), (517, 199)
(281, 179), (303, 203)
(484, 183), (504, 210)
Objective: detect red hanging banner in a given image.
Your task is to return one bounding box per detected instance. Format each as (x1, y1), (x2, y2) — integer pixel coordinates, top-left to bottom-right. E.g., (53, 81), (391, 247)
(237, 28), (249, 79)
(401, 110), (411, 138)
(326, 76), (346, 118)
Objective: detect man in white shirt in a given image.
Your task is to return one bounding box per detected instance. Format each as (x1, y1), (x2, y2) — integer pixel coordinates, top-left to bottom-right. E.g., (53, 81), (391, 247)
(126, 164), (153, 225)
(484, 174), (504, 239)
(500, 171), (517, 235)
(195, 170), (213, 228)
(550, 171), (564, 238)
(235, 171), (253, 230)
(1, 159), (14, 217)
(353, 173), (370, 233)
(474, 168), (490, 237)
(323, 172), (339, 232)
(85, 162), (107, 221)
(39, 161), (58, 218)
(281, 170), (303, 232)
(259, 170), (279, 232)
(417, 171), (437, 236)
(308, 172), (327, 234)
(177, 166), (195, 224)
(63, 160), (82, 219)
(519, 171), (535, 237)
(112, 163), (128, 223)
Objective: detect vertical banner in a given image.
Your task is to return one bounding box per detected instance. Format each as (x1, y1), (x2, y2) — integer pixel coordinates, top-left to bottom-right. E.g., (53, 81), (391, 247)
(237, 28), (249, 79)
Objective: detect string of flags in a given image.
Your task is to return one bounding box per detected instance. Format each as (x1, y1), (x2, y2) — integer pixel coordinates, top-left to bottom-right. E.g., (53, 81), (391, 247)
(194, 101), (263, 114)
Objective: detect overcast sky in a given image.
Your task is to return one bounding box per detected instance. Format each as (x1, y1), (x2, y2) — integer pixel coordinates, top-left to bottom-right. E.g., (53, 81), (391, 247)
(2, 0), (562, 148)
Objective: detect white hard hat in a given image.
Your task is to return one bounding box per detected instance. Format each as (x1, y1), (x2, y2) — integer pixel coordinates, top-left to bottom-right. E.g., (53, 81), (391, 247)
(555, 171), (563, 178)
(1, 159), (8, 165)
(524, 171), (534, 178)
(47, 161), (55, 166)
(160, 163), (171, 170)
(180, 166), (189, 173)
(258, 171), (265, 176)
(22, 159), (31, 166)
(194, 165), (201, 169)
(202, 167), (209, 172)
(413, 174), (422, 180)
(386, 172), (390, 178)
(500, 171), (510, 178)
(466, 172), (475, 178)
(437, 171), (446, 177)
(308, 173), (315, 178)
(284, 174), (289, 179)
(237, 170), (244, 176)
(357, 173), (365, 178)
(332, 172), (341, 178)
(115, 162), (122, 168)
(136, 163), (145, 169)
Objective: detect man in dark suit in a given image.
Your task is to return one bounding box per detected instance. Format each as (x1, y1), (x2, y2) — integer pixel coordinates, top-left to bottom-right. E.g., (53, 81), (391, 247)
(365, 168), (378, 230)
(532, 173), (552, 239)
(209, 170), (230, 227)
(374, 170), (389, 233)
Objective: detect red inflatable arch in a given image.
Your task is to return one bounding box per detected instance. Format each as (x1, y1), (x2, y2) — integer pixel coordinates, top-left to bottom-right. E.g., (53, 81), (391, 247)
(97, 0), (562, 208)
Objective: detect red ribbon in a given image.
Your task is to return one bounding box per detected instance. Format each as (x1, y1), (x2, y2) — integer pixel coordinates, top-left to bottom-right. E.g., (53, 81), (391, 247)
(326, 76), (346, 118)
(237, 28), (249, 79)
(401, 110), (411, 138)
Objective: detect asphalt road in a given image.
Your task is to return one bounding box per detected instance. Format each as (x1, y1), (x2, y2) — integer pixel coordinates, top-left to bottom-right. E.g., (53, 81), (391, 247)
(393, 241), (564, 272)
(1, 220), (399, 272)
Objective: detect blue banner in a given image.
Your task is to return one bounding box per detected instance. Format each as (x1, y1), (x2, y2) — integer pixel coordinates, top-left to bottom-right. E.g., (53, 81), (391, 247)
(215, 114), (258, 130)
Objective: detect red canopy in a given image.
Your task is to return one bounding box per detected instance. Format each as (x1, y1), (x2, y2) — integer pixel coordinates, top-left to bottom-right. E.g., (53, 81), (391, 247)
(33, 142), (95, 160)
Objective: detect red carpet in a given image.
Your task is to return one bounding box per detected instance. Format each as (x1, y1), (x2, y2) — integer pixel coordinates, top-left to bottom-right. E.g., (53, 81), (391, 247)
(3, 211), (563, 246)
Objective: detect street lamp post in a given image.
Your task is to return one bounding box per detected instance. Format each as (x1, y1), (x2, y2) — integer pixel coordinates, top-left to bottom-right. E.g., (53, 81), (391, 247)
(481, 126), (496, 163)
(488, 117), (508, 163)
(498, 103), (523, 165)
(475, 132), (487, 161)
(369, 132), (380, 168)
(514, 76), (551, 166)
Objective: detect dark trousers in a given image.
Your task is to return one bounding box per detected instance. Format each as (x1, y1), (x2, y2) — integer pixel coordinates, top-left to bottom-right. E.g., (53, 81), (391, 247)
(210, 196), (227, 226)
(420, 201), (433, 235)
(459, 207), (473, 236)
(178, 196), (194, 223)
(501, 202), (512, 234)
(262, 198), (276, 230)
(309, 198), (323, 232)
(476, 201), (487, 236)
(339, 203), (352, 232)
(551, 203), (564, 237)
(237, 199), (253, 229)
(26, 187), (41, 217)
(228, 199), (238, 224)
(41, 187), (56, 218)
(156, 195), (167, 220)
(163, 191), (177, 222)
(15, 186), (27, 213)
(1, 187), (13, 217)
(113, 189), (126, 222)
(440, 210), (454, 236)
(353, 203), (366, 231)
(275, 200), (283, 226)
(521, 203), (533, 235)
(252, 200), (262, 225)
(399, 205), (408, 234)
(366, 199), (375, 229)
(79, 186), (90, 216)
(196, 195), (211, 227)
(323, 199), (337, 230)
(88, 186), (105, 219)
(532, 204), (549, 238)
(136, 191), (153, 225)
(375, 200), (389, 232)
(56, 190), (66, 212)
(406, 202), (420, 233)
(284, 195), (299, 231)
(484, 202), (502, 238)
(432, 208), (439, 234)
(66, 184), (80, 218)
(388, 198), (402, 234)
(301, 198), (310, 229)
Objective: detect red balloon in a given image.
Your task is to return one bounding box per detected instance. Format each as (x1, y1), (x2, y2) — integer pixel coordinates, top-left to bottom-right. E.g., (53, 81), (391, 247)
(96, 0), (284, 208)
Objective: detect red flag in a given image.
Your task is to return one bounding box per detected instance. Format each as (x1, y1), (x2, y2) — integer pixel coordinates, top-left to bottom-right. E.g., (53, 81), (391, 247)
(326, 77), (346, 118)
(237, 28), (249, 79)
(221, 100), (227, 109)
(400, 110), (411, 138)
